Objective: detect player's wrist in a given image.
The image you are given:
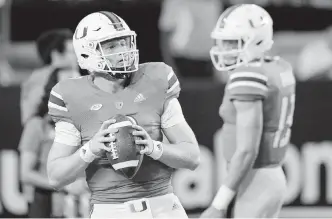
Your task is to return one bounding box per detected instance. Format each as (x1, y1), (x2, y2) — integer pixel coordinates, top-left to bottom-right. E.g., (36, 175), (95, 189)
(211, 185), (235, 211)
(79, 141), (100, 163)
(147, 140), (163, 160)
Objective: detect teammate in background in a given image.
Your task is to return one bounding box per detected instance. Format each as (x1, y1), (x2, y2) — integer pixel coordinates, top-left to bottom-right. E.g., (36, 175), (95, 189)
(20, 28), (79, 125)
(200, 4), (295, 218)
(47, 11), (200, 218)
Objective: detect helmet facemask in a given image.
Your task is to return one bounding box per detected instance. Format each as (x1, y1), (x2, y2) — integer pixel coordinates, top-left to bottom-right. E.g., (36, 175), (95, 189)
(99, 35), (138, 73)
(210, 33), (259, 71)
(79, 33), (139, 79)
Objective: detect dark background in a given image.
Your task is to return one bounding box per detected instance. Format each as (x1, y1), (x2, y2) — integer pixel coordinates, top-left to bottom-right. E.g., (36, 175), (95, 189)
(10, 1), (332, 61)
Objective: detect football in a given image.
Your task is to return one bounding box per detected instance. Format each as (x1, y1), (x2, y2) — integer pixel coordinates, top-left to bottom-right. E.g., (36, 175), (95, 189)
(105, 114), (144, 179)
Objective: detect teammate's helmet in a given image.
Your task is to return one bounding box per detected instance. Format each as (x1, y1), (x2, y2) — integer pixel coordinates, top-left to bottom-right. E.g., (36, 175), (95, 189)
(210, 4), (274, 71)
(73, 11), (139, 77)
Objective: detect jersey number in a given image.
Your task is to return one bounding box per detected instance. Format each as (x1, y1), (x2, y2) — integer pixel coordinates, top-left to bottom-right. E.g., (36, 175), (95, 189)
(273, 94), (295, 148)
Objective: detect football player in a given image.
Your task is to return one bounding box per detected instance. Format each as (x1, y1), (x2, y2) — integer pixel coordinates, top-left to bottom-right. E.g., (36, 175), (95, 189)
(200, 4), (295, 218)
(46, 11), (200, 218)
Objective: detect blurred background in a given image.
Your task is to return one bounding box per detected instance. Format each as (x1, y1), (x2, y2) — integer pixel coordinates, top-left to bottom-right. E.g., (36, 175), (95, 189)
(0, 0), (332, 218)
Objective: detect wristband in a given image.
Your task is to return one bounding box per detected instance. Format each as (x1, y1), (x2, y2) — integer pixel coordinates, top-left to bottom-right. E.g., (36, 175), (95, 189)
(211, 185), (235, 210)
(79, 141), (99, 163)
(147, 140), (163, 160)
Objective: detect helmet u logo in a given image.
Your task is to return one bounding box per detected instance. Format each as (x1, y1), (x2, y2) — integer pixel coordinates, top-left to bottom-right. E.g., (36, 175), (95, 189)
(74, 26), (88, 40)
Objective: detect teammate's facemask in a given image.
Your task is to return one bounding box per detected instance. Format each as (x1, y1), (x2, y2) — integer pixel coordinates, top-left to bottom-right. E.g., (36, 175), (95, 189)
(211, 39), (245, 68)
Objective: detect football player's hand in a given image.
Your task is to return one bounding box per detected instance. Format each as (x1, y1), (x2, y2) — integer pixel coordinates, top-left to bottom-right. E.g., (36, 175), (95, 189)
(131, 124), (154, 155)
(89, 119), (118, 156)
(200, 206), (226, 218)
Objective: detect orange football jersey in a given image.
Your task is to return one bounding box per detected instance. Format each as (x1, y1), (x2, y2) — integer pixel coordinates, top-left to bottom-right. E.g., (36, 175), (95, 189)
(48, 62), (180, 203)
(219, 57), (296, 168)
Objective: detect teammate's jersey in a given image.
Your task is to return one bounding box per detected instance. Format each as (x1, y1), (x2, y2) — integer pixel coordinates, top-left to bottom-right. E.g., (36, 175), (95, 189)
(48, 62), (180, 203)
(219, 57), (296, 168)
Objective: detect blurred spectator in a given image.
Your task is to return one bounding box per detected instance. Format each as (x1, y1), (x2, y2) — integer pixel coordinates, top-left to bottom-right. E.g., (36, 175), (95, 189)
(18, 69), (89, 218)
(159, 0), (222, 79)
(20, 28), (79, 125)
(296, 25), (332, 81)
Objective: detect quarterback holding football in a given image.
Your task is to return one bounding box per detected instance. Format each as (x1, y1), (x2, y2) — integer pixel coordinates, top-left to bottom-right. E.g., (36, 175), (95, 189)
(47, 11), (200, 218)
(201, 4), (295, 218)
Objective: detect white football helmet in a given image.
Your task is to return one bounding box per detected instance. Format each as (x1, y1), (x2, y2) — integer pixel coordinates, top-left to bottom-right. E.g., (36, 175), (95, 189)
(210, 4), (274, 71)
(73, 11), (139, 77)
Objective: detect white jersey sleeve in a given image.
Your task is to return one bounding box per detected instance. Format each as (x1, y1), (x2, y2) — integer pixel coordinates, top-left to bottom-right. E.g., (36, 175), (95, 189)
(54, 121), (81, 147)
(161, 98), (185, 129)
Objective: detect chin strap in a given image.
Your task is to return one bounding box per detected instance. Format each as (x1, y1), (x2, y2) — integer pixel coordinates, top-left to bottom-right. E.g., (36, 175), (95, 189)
(110, 72), (128, 80)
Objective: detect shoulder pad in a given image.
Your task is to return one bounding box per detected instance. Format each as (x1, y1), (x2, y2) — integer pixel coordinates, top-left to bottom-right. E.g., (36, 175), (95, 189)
(139, 62), (171, 80)
(140, 62), (181, 100)
(57, 76), (88, 94)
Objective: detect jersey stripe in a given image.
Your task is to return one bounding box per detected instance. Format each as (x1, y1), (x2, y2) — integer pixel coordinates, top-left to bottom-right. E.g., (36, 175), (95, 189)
(167, 71), (180, 94)
(168, 74), (177, 89)
(229, 72), (268, 82)
(231, 76), (267, 86)
(228, 81), (268, 91)
(167, 80), (180, 94)
(50, 90), (64, 100)
(48, 102), (68, 112)
(100, 11), (124, 30)
(229, 71), (268, 91)
(49, 91), (66, 108)
(167, 70), (174, 81)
